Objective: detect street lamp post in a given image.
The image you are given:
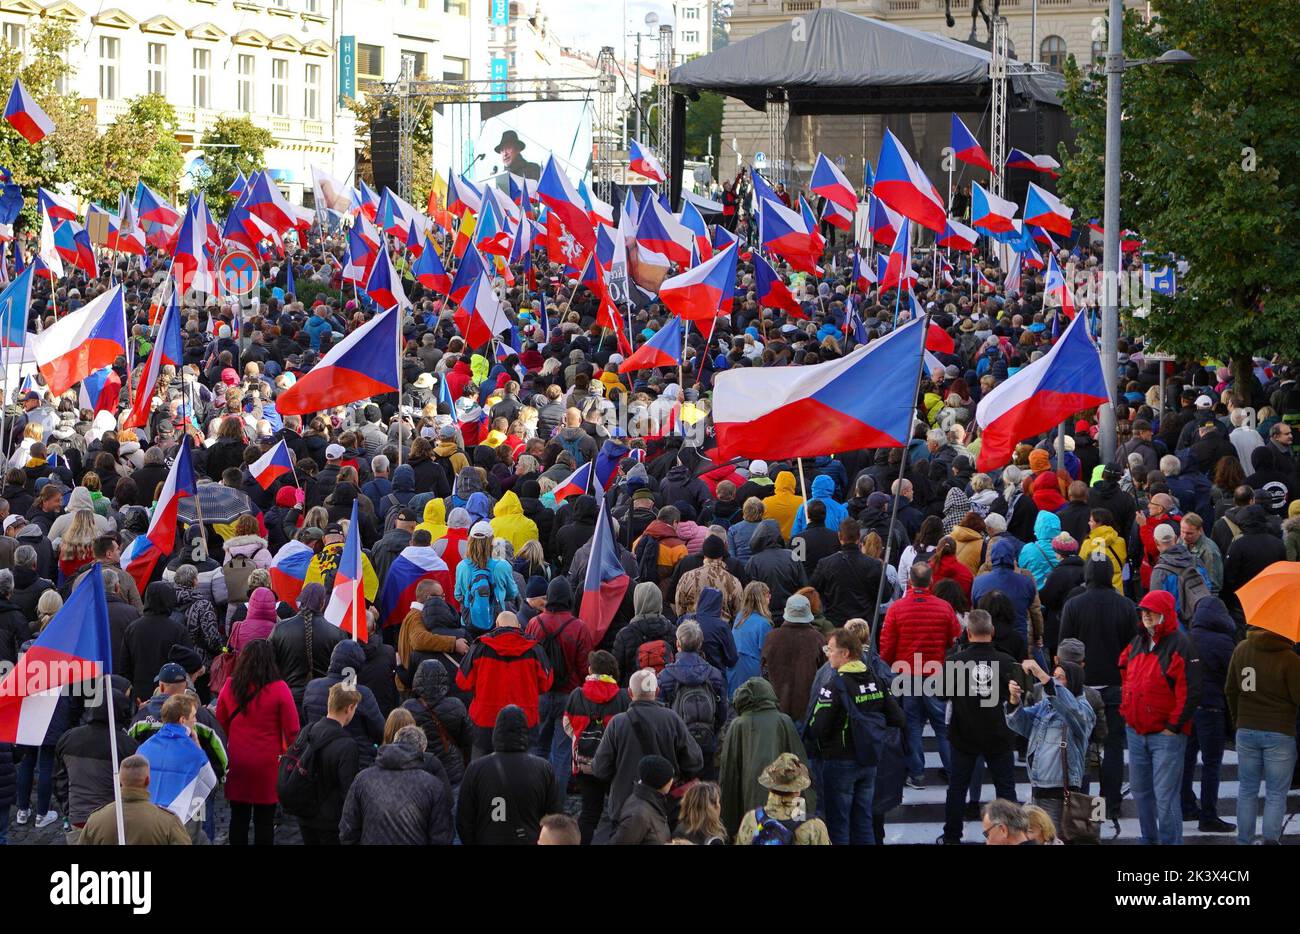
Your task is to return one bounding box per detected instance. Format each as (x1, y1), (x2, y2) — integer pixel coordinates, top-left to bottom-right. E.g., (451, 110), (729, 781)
(1098, 0), (1193, 465)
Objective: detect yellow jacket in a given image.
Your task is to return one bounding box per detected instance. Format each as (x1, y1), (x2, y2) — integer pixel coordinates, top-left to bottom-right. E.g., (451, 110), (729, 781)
(762, 472), (805, 543)
(1079, 524), (1127, 591)
(490, 491), (539, 552)
(418, 497), (449, 542)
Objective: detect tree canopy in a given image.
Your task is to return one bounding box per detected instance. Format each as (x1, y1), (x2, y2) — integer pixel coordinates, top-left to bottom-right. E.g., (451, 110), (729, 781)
(195, 116), (275, 215)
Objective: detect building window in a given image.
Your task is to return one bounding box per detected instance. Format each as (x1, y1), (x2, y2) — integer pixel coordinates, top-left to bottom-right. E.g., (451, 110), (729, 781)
(443, 56), (468, 81)
(147, 42), (167, 96)
(508, 26), (516, 41)
(401, 50), (426, 78)
(3, 24), (25, 61)
(357, 42), (383, 79)
(445, 0), (467, 15)
(237, 54), (255, 112)
(508, 51), (516, 68)
(682, 30), (698, 44)
(272, 58), (289, 116)
(305, 0), (320, 9)
(98, 36), (120, 100)
(683, 6), (698, 18)
(192, 48), (211, 108)
(304, 63), (320, 119)
(1041, 35), (1067, 72)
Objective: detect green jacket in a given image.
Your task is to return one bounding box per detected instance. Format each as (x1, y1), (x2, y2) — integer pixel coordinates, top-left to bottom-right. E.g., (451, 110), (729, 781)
(1226, 629), (1300, 736)
(718, 677), (813, 836)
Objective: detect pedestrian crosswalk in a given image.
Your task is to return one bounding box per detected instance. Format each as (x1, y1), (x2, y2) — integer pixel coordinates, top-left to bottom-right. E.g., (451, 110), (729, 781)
(884, 739), (1299, 844)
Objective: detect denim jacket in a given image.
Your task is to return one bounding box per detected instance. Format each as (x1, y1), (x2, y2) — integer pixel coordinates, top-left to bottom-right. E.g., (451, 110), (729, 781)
(1005, 681), (1096, 789)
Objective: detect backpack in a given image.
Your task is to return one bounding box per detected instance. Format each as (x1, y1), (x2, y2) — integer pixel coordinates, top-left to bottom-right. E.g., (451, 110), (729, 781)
(461, 564), (501, 634)
(750, 807), (803, 845)
(633, 534), (662, 584)
(834, 672), (889, 767)
(560, 433), (589, 467)
(276, 723), (350, 817)
(538, 617), (577, 687)
(1172, 561), (1212, 624)
(636, 639), (674, 675)
(573, 709), (611, 775)
(672, 681), (718, 751)
(223, 555), (257, 604)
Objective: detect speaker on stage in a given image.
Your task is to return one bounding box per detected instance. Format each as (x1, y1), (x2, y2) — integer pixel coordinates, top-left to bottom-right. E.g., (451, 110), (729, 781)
(371, 114), (400, 194)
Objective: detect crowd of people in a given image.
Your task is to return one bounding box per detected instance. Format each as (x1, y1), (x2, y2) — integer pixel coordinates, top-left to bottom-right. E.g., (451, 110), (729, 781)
(0, 171), (1298, 847)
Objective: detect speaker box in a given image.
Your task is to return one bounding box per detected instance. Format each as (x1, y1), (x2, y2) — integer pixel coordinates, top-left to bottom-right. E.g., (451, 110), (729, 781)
(371, 115), (400, 194)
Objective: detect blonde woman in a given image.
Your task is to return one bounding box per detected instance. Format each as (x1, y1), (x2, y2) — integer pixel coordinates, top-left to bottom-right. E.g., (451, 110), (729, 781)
(35, 590), (64, 632)
(727, 581), (773, 697)
(1023, 804), (1063, 845)
(674, 781), (727, 845)
(57, 510), (98, 584)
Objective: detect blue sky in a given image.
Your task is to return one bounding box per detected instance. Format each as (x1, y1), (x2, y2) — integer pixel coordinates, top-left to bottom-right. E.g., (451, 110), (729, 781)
(543, 0), (678, 59)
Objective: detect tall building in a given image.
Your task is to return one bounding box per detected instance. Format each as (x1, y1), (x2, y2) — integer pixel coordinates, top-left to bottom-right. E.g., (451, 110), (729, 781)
(673, 0), (714, 60)
(0, 0), (487, 204)
(718, 0), (1141, 183)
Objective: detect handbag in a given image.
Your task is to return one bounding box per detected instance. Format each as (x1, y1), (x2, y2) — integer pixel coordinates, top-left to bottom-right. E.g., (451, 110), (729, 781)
(208, 648), (235, 696)
(1058, 739), (1101, 844)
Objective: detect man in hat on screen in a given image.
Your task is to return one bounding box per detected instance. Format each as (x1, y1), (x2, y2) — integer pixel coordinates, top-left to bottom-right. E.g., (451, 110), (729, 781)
(495, 129), (540, 181)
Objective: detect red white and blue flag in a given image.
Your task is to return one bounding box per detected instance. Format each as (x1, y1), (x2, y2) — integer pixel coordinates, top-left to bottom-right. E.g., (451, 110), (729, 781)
(851, 249), (875, 294)
(413, 236), (451, 294)
(250, 439), (295, 490)
(938, 216), (978, 252)
(636, 197), (692, 266)
(78, 367), (120, 417)
(31, 285), (127, 395)
(1043, 253), (1076, 318)
(0, 568), (112, 745)
(950, 114), (993, 173)
(971, 181), (1018, 234)
(821, 197), (853, 231)
(270, 540), (314, 607)
(975, 311), (1107, 471)
(658, 242), (737, 322)
(754, 251), (805, 318)
(712, 316), (926, 459)
(123, 282), (182, 428)
(579, 497), (629, 643)
(3, 79), (54, 145)
(628, 140), (667, 183)
(1022, 182), (1074, 237)
(376, 545), (453, 630)
(553, 462), (592, 502)
(619, 315), (684, 373)
(1005, 148), (1061, 178)
(874, 129), (946, 233)
(276, 306), (401, 416)
(879, 219), (914, 292)
(364, 243), (408, 310)
(679, 201), (712, 261)
(454, 271), (512, 349)
(810, 152), (858, 212)
(136, 182), (180, 227)
(539, 156), (595, 266)
(0, 264), (32, 348)
(38, 188), (78, 223)
(325, 501), (366, 640)
(123, 438), (196, 595)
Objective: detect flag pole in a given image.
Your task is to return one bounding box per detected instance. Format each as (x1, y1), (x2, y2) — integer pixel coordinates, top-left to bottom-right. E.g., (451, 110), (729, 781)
(396, 312), (405, 468)
(868, 311), (930, 650)
(796, 455), (809, 502)
(678, 318), (689, 390)
(100, 659), (127, 845)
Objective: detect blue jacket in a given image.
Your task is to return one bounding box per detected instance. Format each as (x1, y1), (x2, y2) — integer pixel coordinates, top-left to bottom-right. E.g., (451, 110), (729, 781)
(1168, 470), (1213, 522)
(1188, 597), (1236, 710)
(790, 474), (848, 537)
(726, 611), (772, 698)
(657, 650), (728, 732)
(727, 519), (763, 564)
(1005, 681), (1095, 789)
(971, 538), (1038, 641)
(1017, 511), (1062, 589)
(303, 314), (341, 351)
(681, 588), (738, 674)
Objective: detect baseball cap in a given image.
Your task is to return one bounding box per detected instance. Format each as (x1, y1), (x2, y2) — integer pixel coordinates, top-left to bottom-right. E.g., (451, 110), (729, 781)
(21, 390), (40, 402)
(324, 522), (344, 536)
(154, 662), (188, 685)
(438, 424), (457, 440)
(470, 520), (494, 539)
(2, 515), (24, 532)
(748, 459), (769, 476)
(1195, 394), (1213, 408)
(325, 443), (345, 460)
(397, 508), (420, 522)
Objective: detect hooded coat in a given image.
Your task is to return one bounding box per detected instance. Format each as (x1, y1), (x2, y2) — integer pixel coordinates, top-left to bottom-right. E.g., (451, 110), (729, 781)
(761, 471), (805, 543)
(456, 706), (563, 845)
(490, 491), (539, 552)
(718, 677), (813, 835)
(302, 640), (386, 767)
(789, 474), (848, 538)
(971, 538), (1038, 642)
(1119, 591), (1202, 736)
(744, 519), (808, 620)
(611, 583), (677, 685)
(121, 582), (193, 703)
(1017, 510), (1062, 589)
(339, 740), (454, 845)
(1188, 597), (1235, 711)
(403, 660), (473, 786)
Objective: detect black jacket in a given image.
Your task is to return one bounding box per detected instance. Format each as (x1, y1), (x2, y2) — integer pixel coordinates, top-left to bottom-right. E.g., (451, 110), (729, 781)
(1088, 479), (1138, 538)
(943, 642), (1025, 755)
(553, 495), (597, 574)
(11, 566), (53, 622)
(269, 611), (346, 710)
(1189, 597), (1237, 711)
(303, 641), (386, 767)
(0, 596), (28, 665)
(54, 682), (138, 825)
(339, 741), (453, 845)
(806, 663), (905, 760)
(1057, 559), (1140, 687)
(611, 781), (671, 845)
(1055, 501), (1093, 546)
(744, 520), (808, 620)
(791, 524), (841, 579)
(456, 706), (562, 845)
(359, 637), (400, 717)
(612, 613), (677, 686)
(591, 699), (704, 820)
(121, 583), (193, 703)
(1038, 555), (1087, 659)
(402, 660), (473, 786)
(298, 717), (361, 832)
(811, 546), (883, 626)
(1222, 505), (1288, 602)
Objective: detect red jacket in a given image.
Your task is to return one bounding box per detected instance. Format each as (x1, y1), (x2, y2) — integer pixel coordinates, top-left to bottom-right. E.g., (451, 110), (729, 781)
(1137, 514), (1181, 589)
(456, 627), (554, 728)
(215, 679), (300, 805)
(1030, 470), (1067, 512)
(933, 553), (973, 601)
(700, 463), (746, 496)
(525, 610), (594, 695)
(880, 587), (962, 673)
(1119, 591), (1202, 735)
(445, 360), (474, 401)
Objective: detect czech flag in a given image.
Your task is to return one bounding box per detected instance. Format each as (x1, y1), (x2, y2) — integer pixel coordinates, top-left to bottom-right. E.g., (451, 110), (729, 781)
(713, 315), (925, 460)
(448, 244), (485, 305)
(0, 265), (33, 347)
(810, 152), (858, 212)
(250, 438), (294, 490)
(593, 440), (630, 492)
(243, 171), (296, 234)
(325, 501), (366, 640)
(446, 172), (483, 217)
(226, 169), (248, 197)
(453, 271), (512, 349)
(172, 199), (214, 294)
(1006, 148), (1061, 178)
(1004, 253), (1023, 295)
(270, 540), (314, 607)
(971, 181), (1018, 234)
(754, 251), (804, 318)
(975, 311), (1108, 471)
(628, 140), (667, 183)
(679, 201), (711, 261)
(938, 216), (978, 252)
(659, 242), (737, 322)
(276, 306), (401, 416)
(54, 219), (97, 278)
(78, 367), (120, 417)
(0, 568), (111, 745)
(553, 462), (592, 501)
(31, 285), (127, 396)
(759, 199), (818, 268)
(342, 220), (377, 284)
(142, 720), (218, 824)
(579, 497), (629, 643)
(879, 219), (913, 292)
(874, 129), (945, 233)
(365, 244), (408, 310)
(38, 187), (78, 223)
(538, 156), (595, 266)
(414, 235), (451, 294)
(136, 182), (180, 227)
(975, 267), (996, 292)
(867, 194), (904, 247)
(620, 315), (684, 373)
(951, 113), (994, 173)
(3, 79), (54, 145)
(851, 250), (875, 295)
(821, 197), (853, 232)
(926, 321), (955, 355)
(636, 197), (692, 267)
(123, 439), (196, 595)
(578, 180), (614, 228)
(1023, 182), (1074, 238)
(123, 284), (181, 428)
(376, 545), (453, 630)
(1044, 253), (1076, 318)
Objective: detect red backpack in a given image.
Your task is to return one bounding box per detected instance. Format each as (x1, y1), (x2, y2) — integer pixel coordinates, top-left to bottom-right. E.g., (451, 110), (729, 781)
(636, 639), (674, 676)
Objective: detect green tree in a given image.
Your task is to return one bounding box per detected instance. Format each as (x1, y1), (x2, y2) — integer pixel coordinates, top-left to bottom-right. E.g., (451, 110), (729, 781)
(93, 94), (184, 205)
(195, 116), (275, 215)
(683, 91), (723, 176)
(1057, 0), (1300, 385)
(0, 20), (100, 230)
